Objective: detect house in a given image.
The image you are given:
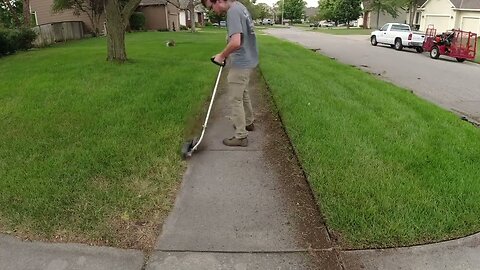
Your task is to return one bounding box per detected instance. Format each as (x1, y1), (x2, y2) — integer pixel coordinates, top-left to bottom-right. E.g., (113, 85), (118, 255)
(178, 0), (205, 28)
(419, 0), (480, 34)
(29, 0), (95, 32)
(362, 0), (427, 29)
(30, 0), (181, 33)
(137, 0), (180, 31)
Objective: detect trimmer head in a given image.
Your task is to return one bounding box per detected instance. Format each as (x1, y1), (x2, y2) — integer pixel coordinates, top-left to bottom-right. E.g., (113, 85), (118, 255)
(181, 137), (198, 159)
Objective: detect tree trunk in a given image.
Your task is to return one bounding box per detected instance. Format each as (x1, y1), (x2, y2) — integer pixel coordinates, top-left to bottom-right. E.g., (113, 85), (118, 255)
(23, 0), (30, 27)
(105, 0), (127, 62)
(409, 2), (417, 28)
(188, 1), (196, 32)
(363, 11), (369, 29)
(376, 7), (380, 29)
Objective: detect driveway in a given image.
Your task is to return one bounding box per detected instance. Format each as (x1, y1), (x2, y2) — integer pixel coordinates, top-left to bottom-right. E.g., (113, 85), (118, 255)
(264, 27), (480, 123)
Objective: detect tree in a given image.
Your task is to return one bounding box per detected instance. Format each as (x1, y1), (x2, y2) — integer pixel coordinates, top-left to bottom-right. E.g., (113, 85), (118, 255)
(405, 0), (420, 27)
(363, 0), (403, 29)
(317, 0), (335, 21)
(187, 0), (196, 32)
(53, 0), (104, 36)
(1, 0), (22, 27)
(333, 0), (361, 26)
(255, 3), (271, 20)
(284, 0), (305, 21)
(104, 0), (142, 62)
(22, 0), (29, 26)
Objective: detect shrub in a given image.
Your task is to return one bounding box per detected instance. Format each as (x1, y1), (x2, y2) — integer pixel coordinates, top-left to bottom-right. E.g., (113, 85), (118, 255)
(0, 30), (12, 56)
(195, 22), (201, 28)
(0, 28), (37, 56)
(130, 12), (146, 31)
(180, 25), (189, 31)
(16, 28), (37, 50)
(204, 21), (212, 27)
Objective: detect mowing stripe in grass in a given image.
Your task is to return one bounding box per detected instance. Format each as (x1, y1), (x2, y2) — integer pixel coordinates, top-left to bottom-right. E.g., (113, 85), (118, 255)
(0, 30), (225, 249)
(259, 35), (480, 248)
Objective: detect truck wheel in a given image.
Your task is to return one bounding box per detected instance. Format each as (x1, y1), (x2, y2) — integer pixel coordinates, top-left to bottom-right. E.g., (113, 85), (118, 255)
(416, 47), (424, 53)
(371, 36), (377, 46)
(456, 58), (466, 63)
(394, 38), (403, 51)
(430, 46), (440, 59)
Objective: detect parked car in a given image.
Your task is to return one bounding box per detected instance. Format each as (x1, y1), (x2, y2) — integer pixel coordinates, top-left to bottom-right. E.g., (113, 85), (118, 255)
(262, 19), (273, 26)
(370, 23), (425, 52)
(319, 21), (334, 27)
(310, 21), (334, 27)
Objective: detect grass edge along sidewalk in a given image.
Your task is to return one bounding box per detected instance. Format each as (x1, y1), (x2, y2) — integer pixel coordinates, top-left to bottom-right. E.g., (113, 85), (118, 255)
(258, 35), (480, 249)
(0, 31), (224, 251)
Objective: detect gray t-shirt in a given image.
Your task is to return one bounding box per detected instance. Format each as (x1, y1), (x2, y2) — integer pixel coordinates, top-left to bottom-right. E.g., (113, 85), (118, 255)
(227, 1), (258, 69)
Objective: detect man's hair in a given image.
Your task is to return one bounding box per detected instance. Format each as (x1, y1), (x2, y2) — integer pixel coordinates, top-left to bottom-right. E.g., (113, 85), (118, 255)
(202, 0), (234, 7)
(201, 0), (217, 7)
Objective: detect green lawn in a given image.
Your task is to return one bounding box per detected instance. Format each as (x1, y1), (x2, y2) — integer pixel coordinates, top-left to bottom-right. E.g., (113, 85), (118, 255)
(259, 35), (480, 248)
(0, 31), (223, 249)
(3, 28), (480, 251)
(312, 27), (373, 35)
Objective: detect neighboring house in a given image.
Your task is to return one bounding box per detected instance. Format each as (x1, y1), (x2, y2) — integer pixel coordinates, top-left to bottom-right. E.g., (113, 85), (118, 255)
(362, 0), (427, 29)
(304, 7), (318, 21)
(419, 0), (480, 34)
(178, 0), (205, 28)
(29, 0), (95, 33)
(137, 0), (180, 31)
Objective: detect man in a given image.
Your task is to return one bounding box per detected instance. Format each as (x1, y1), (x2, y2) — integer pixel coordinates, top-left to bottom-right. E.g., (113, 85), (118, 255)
(202, 0), (259, 147)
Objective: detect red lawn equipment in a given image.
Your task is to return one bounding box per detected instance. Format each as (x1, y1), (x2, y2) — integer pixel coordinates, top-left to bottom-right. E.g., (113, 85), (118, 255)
(423, 25), (477, 62)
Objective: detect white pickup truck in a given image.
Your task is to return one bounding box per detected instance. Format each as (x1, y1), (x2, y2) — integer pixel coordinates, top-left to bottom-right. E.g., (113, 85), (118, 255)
(370, 23), (425, 52)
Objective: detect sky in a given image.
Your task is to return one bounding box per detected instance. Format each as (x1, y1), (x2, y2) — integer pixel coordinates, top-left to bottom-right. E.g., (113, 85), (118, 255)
(255, 0), (319, 8)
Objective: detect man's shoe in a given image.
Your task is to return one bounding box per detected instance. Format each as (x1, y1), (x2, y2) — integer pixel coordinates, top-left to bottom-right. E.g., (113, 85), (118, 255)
(222, 137), (248, 147)
(233, 123), (255, 131)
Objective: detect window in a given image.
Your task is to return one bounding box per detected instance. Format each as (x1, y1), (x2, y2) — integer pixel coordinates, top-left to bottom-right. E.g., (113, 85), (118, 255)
(380, 24), (388, 31)
(31, 11), (38, 26)
(391, 24), (410, 31)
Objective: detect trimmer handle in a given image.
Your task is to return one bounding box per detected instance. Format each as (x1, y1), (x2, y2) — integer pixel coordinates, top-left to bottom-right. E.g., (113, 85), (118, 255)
(211, 57), (226, 67)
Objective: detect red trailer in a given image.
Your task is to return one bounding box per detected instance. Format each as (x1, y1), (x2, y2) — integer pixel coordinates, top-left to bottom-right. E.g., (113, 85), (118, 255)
(422, 25), (477, 62)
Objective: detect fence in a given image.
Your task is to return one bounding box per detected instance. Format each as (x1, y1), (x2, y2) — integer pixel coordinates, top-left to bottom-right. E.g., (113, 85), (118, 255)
(32, 21), (84, 47)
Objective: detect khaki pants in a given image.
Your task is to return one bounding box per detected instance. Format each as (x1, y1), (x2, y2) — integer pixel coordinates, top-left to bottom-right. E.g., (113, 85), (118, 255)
(227, 68), (254, 139)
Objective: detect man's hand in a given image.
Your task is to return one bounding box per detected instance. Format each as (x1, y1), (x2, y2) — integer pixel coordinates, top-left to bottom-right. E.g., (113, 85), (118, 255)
(213, 53), (226, 65)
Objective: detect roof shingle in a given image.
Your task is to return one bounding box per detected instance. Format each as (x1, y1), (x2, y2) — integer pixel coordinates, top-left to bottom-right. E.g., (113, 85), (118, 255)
(449, 0), (480, 9)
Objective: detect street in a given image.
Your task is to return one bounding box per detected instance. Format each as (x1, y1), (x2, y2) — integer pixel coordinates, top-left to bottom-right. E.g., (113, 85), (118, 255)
(264, 27), (480, 124)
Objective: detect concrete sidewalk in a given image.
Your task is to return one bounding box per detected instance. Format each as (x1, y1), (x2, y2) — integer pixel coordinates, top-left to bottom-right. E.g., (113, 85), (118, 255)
(145, 68), (342, 269)
(0, 234), (144, 270)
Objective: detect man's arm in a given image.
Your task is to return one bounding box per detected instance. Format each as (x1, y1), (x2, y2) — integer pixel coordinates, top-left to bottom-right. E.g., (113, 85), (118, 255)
(213, 33), (241, 64)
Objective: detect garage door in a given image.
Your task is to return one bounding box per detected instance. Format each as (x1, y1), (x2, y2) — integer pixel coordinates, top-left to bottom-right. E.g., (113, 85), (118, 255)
(462, 17), (480, 34)
(425, 15), (450, 33)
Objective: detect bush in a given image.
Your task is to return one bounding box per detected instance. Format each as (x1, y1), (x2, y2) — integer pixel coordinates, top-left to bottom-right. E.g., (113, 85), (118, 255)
(0, 30), (13, 56)
(179, 25), (189, 31)
(16, 28), (37, 50)
(204, 21), (213, 27)
(130, 12), (146, 31)
(195, 22), (201, 28)
(0, 28), (36, 57)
